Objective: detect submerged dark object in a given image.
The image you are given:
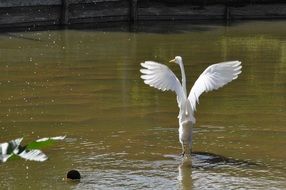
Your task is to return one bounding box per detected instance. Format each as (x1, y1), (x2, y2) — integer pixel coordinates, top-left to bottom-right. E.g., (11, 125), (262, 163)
(67, 170), (81, 180)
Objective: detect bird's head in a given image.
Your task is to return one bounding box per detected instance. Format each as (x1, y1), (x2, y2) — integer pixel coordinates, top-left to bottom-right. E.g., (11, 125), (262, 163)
(169, 56), (182, 65)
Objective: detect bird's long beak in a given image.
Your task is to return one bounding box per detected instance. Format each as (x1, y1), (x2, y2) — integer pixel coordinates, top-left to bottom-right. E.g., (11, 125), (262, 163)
(169, 59), (175, 63)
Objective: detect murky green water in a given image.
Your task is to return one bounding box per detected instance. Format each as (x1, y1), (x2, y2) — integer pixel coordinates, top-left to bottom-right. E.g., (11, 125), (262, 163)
(0, 21), (285, 189)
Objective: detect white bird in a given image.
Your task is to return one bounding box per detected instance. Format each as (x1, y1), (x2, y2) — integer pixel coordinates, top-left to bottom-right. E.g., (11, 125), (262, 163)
(140, 56), (242, 156)
(0, 136), (66, 163)
(0, 138), (47, 163)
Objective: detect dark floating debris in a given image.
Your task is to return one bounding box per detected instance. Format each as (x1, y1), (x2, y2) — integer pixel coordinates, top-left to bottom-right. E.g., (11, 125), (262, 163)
(67, 170), (81, 180)
(0, 136), (66, 163)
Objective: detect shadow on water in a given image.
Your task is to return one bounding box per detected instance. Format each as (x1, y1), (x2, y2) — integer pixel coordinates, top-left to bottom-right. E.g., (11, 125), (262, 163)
(1, 33), (43, 42)
(0, 20), (235, 35)
(191, 151), (259, 168)
(69, 21), (228, 34)
(177, 151), (261, 190)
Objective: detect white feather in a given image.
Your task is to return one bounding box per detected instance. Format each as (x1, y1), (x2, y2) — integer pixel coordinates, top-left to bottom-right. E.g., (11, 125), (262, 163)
(18, 149), (48, 162)
(188, 61), (242, 111)
(36, 135), (66, 142)
(0, 138), (23, 162)
(140, 61), (185, 108)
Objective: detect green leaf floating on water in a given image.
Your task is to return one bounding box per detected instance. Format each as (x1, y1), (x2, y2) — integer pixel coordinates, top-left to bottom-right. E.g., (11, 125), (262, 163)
(26, 136), (66, 150)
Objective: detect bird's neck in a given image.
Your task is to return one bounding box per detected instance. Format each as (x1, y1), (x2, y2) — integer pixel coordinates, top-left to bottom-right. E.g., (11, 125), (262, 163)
(179, 62), (187, 96)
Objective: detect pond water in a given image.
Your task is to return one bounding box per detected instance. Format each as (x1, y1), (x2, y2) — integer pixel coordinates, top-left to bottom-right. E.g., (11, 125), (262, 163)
(0, 20), (285, 189)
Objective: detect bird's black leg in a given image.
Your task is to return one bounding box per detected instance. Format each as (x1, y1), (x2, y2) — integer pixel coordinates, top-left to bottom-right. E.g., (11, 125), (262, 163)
(182, 144), (191, 158)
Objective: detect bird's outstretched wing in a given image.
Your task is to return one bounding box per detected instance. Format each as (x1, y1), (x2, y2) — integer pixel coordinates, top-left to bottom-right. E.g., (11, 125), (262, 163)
(140, 61), (185, 107)
(188, 61), (242, 111)
(0, 138), (23, 163)
(17, 149), (48, 162)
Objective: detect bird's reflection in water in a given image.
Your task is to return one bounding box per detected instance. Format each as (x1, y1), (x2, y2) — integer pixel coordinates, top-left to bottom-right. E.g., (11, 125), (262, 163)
(178, 156), (193, 190)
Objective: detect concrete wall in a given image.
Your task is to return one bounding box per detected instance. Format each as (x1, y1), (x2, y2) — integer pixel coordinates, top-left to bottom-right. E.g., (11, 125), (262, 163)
(0, 0), (286, 28)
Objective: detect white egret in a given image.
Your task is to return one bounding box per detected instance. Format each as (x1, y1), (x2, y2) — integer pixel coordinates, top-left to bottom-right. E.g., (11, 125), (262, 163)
(140, 56), (242, 156)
